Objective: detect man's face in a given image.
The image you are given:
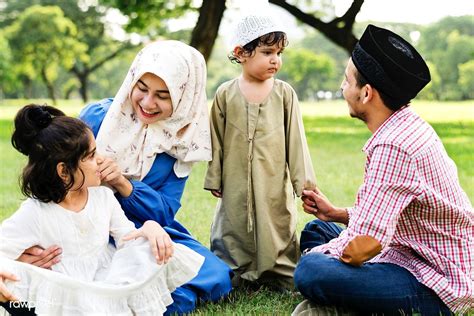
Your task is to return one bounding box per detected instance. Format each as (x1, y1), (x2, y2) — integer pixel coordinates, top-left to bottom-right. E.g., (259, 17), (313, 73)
(340, 59), (367, 122)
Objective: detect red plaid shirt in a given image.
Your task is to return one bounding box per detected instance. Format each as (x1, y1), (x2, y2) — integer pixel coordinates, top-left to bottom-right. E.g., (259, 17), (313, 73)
(311, 106), (473, 312)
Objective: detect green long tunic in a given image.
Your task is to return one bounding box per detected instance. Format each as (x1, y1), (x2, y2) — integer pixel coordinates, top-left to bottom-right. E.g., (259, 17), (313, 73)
(204, 78), (316, 286)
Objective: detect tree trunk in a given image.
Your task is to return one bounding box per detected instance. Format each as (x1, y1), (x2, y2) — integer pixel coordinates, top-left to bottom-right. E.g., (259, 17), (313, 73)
(77, 71), (89, 103)
(70, 43), (133, 103)
(269, 0), (364, 54)
(22, 77), (32, 99)
(41, 67), (56, 105)
(190, 0), (226, 62)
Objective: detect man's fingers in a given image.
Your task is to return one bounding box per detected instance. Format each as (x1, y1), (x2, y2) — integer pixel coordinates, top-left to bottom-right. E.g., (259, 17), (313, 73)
(302, 202), (318, 214)
(302, 196), (317, 208)
(302, 189), (317, 198)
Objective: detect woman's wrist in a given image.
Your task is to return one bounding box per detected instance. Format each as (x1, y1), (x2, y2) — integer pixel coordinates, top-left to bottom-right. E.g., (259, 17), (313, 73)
(113, 176), (133, 198)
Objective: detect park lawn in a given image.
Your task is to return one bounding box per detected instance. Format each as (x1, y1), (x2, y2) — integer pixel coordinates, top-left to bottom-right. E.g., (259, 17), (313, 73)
(0, 99), (473, 314)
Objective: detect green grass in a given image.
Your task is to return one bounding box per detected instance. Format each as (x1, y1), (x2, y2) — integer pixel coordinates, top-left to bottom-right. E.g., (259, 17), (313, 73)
(1, 99), (473, 314)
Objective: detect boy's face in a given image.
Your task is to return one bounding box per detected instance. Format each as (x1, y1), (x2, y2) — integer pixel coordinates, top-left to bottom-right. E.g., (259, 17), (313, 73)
(239, 42), (284, 81)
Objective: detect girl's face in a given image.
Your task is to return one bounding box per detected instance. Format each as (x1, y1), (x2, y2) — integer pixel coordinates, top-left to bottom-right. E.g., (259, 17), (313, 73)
(70, 132), (101, 190)
(130, 72), (173, 125)
(240, 43), (284, 81)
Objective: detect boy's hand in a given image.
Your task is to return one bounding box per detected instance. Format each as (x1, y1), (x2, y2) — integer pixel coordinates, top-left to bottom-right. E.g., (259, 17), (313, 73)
(0, 271), (19, 302)
(122, 221), (173, 264)
(210, 189), (222, 198)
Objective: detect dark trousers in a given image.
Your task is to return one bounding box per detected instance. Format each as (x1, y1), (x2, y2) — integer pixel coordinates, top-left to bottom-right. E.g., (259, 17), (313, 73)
(295, 219), (453, 315)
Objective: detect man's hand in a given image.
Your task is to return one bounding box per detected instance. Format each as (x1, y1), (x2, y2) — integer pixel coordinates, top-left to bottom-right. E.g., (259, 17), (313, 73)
(0, 271), (19, 302)
(302, 189), (349, 224)
(17, 245), (62, 269)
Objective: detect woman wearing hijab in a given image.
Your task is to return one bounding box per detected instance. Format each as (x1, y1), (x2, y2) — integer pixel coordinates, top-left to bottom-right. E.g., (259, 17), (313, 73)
(79, 40), (233, 314)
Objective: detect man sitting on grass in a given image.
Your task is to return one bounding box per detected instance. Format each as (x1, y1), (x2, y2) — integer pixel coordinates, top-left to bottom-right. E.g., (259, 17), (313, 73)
(294, 24), (473, 315)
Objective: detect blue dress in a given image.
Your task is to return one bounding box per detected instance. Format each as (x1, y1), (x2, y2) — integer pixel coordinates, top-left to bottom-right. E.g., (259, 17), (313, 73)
(80, 99), (232, 315)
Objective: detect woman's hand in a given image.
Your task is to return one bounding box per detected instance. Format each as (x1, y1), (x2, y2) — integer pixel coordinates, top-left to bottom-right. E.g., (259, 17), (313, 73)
(97, 157), (133, 197)
(0, 271), (19, 302)
(122, 221), (173, 265)
(17, 245), (62, 269)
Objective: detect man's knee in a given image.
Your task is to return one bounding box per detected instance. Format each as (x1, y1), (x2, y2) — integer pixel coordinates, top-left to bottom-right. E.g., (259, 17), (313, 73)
(294, 253), (333, 299)
(300, 220), (342, 252)
(302, 219), (326, 232)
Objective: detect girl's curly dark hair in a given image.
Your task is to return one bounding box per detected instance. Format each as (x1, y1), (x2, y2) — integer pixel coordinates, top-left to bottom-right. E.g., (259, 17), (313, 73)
(11, 104), (92, 203)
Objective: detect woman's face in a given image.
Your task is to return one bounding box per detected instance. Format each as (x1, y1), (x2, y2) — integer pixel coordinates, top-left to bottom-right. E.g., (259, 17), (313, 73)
(130, 72), (173, 124)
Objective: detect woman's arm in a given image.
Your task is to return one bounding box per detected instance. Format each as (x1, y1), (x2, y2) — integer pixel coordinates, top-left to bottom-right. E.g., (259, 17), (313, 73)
(117, 165), (187, 227)
(81, 100), (188, 228)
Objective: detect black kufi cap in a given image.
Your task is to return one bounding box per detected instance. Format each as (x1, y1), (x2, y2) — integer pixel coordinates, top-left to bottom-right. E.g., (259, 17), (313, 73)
(352, 24), (431, 104)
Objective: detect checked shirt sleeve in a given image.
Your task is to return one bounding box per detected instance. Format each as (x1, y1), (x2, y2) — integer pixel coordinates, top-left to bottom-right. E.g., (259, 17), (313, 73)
(311, 144), (422, 263)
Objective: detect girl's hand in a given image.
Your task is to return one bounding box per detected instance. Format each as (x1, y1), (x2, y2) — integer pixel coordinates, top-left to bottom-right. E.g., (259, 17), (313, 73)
(122, 221), (173, 264)
(210, 189), (222, 198)
(0, 271), (19, 302)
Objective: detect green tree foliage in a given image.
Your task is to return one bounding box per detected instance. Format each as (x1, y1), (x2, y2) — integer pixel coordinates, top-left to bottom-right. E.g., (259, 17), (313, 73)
(418, 16), (474, 101)
(101, 0), (192, 35)
(5, 5), (87, 104)
(1, 0), (136, 102)
(0, 32), (14, 97)
(417, 61), (441, 100)
(458, 60), (474, 100)
(278, 49), (336, 100)
(205, 38), (240, 97)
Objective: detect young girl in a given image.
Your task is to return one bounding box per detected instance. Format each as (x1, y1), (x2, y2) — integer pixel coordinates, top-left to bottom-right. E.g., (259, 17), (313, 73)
(0, 104), (204, 315)
(204, 14), (316, 289)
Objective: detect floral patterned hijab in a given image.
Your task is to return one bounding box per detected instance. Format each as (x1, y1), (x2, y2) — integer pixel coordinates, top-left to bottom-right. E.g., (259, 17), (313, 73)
(95, 40), (211, 179)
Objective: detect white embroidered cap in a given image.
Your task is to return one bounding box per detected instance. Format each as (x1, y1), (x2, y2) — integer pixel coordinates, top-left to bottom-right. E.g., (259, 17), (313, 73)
(230, 14), (285, 48)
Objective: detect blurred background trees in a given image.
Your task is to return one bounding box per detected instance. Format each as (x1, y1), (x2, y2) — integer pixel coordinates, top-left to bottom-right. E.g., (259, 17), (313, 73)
(0, 0), (472, 103)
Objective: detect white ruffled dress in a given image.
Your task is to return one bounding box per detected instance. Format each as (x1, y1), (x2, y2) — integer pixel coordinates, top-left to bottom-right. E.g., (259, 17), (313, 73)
(0, 187), (204, 315)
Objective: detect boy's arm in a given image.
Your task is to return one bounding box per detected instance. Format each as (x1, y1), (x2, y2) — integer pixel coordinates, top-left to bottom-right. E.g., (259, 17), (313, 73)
(204, 92), (226, 192)
(284, 85), (316, 196)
